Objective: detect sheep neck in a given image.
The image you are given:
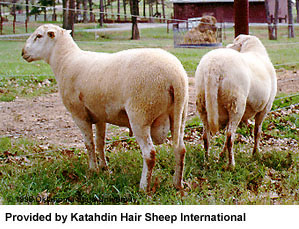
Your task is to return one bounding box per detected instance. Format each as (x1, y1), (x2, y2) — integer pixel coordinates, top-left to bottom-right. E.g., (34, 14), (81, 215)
(49, 34), (81, 85)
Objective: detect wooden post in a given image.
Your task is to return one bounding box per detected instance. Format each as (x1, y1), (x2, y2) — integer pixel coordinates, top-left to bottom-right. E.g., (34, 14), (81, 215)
(234, 0), (249, 37)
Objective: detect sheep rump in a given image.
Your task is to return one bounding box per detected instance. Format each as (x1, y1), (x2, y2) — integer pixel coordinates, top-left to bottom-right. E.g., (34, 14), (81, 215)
(22, 24), (188, 191)
(195, 34), (277, 168)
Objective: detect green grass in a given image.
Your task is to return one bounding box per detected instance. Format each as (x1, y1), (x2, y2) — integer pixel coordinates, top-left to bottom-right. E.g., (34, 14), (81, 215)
(1, 129), (298, 205)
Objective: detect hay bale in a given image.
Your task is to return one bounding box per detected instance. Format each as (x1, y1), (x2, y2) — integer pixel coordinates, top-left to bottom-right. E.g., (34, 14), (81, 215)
(183, 16), (217, 45)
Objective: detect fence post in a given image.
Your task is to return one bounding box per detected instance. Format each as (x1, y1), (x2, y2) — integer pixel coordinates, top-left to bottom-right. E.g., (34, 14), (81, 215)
(234, 0), (249, 37)
(25, 19), (28, 33)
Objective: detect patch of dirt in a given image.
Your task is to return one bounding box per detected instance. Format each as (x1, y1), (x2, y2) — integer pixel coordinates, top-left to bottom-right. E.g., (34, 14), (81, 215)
(0, 70), (298, 149)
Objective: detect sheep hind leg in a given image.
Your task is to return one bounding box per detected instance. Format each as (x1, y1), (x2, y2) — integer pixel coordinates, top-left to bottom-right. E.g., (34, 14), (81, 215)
(173, 101), (188, 190)
(199, 113), (210, 163)
(129, 122), (156, 192)
(225, 114), (243, 169)
(95, 122), (108, 169)
(253, 111), (267, 158)
(72, 117), (98, 172)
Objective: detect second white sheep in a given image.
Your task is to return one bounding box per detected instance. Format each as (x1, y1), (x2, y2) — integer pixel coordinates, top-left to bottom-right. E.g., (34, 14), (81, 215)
(195, 34), (277, 168)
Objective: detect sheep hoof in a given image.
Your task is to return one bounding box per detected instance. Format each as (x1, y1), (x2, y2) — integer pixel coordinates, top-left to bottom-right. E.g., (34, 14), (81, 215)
(226, 163), (235, 171)
(174, 181), (183, 190)
(99, 165), (109, 171)
(252, 149), (261, 161)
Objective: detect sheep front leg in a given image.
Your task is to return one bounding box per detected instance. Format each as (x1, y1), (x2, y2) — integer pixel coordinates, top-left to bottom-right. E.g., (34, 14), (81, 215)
(95, 122), (108, 169)
(72, 117), (98, 172)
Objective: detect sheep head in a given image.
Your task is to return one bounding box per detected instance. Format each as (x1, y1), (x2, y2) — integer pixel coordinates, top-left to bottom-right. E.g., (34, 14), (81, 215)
(226, 34), (266, 55)
(22, 24), (71, 63)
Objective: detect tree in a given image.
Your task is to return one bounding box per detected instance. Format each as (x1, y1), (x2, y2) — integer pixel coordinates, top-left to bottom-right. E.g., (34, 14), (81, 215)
(130, 0), (140, 40)
(123, 0), (127, 21)
(83, 0), (88, 23)
(288, 0), (294, 38)
(88, 0), (94, 22)
(66, 0), (75, 36)
(296, 0), (299, 23)
(62, 0), (68, 29)
(265, 0), (278, 40)
(26, 0), (29, 22)
(117, 0), (120, 21)
(99, 0), (104, 26)
(30, 0), (54, 22)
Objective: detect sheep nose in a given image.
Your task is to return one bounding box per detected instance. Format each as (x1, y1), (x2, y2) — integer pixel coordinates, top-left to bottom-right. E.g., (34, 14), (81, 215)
(21, 48), (25, 57)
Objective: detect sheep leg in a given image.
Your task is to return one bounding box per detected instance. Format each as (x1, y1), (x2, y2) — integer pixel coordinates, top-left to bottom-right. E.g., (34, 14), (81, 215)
(173, 102), (188, 189)
(225, 127), (237, 169)
(95, 122), (108, 169)
(129, 122), (156, 192)
(253, 111), (267, 157)
(72, 117), (98, 172)
(225, 116), (243, 169)
(199, 113), (210, 161)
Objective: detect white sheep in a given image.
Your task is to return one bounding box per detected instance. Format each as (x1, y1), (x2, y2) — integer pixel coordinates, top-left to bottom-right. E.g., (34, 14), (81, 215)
(22, 24), (188, 191)
(195, 34), (277, 168)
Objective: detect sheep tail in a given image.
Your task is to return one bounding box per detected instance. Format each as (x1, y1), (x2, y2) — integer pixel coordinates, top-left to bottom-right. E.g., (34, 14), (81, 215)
(171, 77), (188, 148)
(205, 67), (220, 135)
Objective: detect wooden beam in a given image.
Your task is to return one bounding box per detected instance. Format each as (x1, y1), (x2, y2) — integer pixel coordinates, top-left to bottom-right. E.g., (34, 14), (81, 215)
(234, 0), (249, 37)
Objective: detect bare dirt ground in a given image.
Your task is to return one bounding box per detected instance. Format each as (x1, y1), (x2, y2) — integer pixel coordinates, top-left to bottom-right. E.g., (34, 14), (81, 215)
(0, 69), (298, 149)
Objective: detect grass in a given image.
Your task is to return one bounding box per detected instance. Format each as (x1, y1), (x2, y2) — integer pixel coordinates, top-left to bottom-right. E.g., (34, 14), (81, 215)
(0, 22), (299, 205)
(1, 127), (298, 205)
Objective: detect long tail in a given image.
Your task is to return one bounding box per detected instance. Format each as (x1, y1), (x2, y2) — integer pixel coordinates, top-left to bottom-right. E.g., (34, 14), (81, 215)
(172, 75), (188, 148)
(204, 67), (220, 135)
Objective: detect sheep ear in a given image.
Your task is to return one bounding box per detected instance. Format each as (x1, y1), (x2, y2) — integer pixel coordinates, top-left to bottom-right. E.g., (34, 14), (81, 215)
(47, 31), (56, 39)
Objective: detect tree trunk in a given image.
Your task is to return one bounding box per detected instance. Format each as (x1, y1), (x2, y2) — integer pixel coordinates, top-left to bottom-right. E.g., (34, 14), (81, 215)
(53, 0), (57, 21)
(99, 0), (104, 26)
(67, 0), (75, 36)
(130, 0), (140, 40)
(44, 8), (47, 22)
(288, 0), (294, 38)
(296, 0), (299, 23)
(274, 0), (279, 40)
(26, 0), (29, 22)
(76, 0), (81, 23)
(161, 0), (165, 19)
(143, 0), (146, 17)
(123, 0), (127, 20)
(265, 0), (275, 40)
(0, 3), (2, 35)
(117, 0), (120, 21)
(63, 0), (68, 29)
(88, 0), (94, 22)
(83, 0), (88, 23)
